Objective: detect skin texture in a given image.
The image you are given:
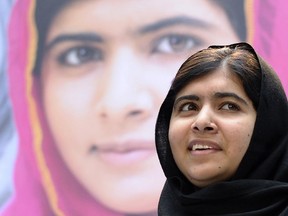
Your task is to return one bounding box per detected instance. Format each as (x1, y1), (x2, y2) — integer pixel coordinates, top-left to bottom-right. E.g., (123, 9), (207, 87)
(169, 68), (256, 188)
(40, 0), (240, 213)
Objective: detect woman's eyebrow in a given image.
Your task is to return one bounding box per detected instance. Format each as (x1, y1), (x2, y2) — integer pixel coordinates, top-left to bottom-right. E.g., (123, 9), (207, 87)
(174, 95), (199, 106)
(214, 92), (248, 105)
(45, 33), (104, 51)
(137, 16), (212, 34)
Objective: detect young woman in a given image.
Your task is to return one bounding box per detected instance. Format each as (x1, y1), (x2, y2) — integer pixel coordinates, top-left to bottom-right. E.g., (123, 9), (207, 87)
(155, 42), (288, 215)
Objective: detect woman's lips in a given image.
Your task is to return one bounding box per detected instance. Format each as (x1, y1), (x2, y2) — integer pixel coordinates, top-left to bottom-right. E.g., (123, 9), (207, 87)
(89, 140), (156, 166)
(188, 139), (222, 155)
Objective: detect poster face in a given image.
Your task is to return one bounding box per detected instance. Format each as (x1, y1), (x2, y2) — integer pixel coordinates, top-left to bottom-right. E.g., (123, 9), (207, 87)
(1, 0), (287, 215)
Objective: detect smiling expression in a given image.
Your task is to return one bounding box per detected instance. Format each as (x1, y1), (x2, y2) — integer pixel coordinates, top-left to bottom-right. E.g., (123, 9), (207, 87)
(40, 0), (241, 213)
(169, 68), (257, 188)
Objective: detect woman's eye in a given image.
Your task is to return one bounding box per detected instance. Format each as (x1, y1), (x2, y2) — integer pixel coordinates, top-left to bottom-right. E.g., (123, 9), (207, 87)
(57, 46), (103, 66)
(152, 34), (200, 54)
(180, 103), (198, 112)
(221, 103), (240, 111)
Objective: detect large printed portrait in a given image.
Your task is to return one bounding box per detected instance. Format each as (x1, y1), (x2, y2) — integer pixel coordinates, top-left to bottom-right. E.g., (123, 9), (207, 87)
(1, 0), (287, 215)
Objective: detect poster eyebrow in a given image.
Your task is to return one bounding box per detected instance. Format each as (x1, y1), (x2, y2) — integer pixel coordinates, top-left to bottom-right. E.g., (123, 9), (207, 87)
(45, 33), (104, 51)
(138, 16), (212, 34)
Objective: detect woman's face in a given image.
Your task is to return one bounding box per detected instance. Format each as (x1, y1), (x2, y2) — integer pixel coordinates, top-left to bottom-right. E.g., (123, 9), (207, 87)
(41, 0), (240, 213)
(169, 68), (257, 188)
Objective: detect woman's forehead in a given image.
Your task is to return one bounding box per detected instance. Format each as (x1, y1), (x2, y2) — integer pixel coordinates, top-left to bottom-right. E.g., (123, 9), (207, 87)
(175, 68), (244, 97)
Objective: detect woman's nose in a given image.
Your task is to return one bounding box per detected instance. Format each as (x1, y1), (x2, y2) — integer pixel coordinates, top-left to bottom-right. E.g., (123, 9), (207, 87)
(191, 107), (218, 134)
